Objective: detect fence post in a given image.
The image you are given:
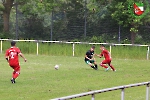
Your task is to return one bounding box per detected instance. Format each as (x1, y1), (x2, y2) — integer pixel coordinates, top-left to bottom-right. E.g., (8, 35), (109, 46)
(109, 45), (112, 55)
(0, 40), (2, 53)
(147, 46), (149, 60)
(121, 88), (125, 100)
(146, 83), (149, 100)
(37, 41), (39, 56)
(91, 94), (95, 100)
(73, 43), (75, 57)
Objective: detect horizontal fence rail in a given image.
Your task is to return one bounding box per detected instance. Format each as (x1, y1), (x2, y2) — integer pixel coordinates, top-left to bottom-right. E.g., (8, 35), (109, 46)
(51, 81), (150, 100)
(0, 39), (150, 60)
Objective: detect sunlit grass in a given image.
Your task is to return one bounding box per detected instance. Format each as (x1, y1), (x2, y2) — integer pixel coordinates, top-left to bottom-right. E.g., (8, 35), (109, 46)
(0, 54), (149, 100)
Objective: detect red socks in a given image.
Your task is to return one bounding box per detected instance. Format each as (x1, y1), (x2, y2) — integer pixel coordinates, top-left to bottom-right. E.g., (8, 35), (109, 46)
(100, 64), (116, 71)
(12, 71), (20, 79)
(100, 64), (108, 68)
(110, 64), (115, 71)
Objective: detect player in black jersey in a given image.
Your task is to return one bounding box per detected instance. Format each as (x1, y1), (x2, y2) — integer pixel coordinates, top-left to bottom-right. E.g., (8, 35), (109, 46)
(84, 46), (98, 70)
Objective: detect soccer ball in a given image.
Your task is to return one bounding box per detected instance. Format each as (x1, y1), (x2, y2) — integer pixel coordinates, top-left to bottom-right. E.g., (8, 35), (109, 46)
(54, 65), (59, 70)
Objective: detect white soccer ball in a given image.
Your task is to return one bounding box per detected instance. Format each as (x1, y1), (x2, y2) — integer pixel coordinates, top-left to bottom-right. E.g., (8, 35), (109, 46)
(54, 65), (59, 70)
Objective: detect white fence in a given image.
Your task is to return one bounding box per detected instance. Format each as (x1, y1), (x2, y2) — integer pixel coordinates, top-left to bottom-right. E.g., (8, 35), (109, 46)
(0, 39), (149, 60)
(51, 81), (150, 100)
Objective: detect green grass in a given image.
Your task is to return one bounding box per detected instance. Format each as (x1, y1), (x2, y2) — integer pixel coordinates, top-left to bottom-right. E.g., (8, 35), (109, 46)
(1, 41), (149, 59)
(0, 54), (150, 100)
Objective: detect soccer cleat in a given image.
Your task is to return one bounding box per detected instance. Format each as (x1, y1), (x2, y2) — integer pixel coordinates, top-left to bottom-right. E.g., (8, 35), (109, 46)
(93, 66), (98, 70)
(91, 66), (97, 70)
(105, 67), (109, 71)
(91, 66), (95, 69)
(11, 78), (16, 84)
(94, 65), (98, 70)
(94, 67), (98, 70)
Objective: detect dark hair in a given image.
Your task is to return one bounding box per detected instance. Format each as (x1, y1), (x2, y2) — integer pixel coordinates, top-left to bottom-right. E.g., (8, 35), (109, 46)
(11, 41), (16, 46)
(91, 45), (95, 49)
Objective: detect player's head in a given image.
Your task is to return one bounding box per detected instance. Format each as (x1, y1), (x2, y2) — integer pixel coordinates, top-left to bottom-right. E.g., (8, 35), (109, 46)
(100, 45), (105, 50)
(90, 45), (95, 51)
(11, 41), (16, 46)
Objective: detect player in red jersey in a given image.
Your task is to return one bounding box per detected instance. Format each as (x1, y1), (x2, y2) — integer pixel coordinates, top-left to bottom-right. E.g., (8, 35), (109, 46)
(97, 45), (116, 71)
(5, 41), (27, 83)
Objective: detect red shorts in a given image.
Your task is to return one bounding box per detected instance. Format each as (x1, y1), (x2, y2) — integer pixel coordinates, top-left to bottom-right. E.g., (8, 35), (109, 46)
(9, 63), (20, 72)
(101, 59), (111, 64)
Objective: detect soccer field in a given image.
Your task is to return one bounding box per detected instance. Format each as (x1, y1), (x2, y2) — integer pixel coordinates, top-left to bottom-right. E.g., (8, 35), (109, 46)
(0, 54), (150, 100)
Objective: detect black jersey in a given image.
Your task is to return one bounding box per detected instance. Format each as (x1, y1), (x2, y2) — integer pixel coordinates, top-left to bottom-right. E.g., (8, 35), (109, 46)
(85, 50), (94, 61)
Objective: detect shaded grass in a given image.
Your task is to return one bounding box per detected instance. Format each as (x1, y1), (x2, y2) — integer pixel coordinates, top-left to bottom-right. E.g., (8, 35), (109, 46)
(0, 54), (150, 100)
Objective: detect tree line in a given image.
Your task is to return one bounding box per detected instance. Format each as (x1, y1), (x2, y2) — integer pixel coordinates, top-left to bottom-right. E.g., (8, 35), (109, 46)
(0, 0), (150, 44)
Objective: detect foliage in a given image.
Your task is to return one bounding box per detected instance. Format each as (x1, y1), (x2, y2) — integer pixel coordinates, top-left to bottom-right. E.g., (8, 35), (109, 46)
(108, 0), (150, 43)
(0, 0), (150, 44)
(0, 32), (11, 38)
(0, 3), (4, 11)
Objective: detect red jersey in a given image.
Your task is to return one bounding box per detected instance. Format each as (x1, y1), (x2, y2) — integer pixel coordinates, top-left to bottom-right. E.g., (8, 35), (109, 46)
(5, 47), (21, 65)
(100, 49), (111, 60)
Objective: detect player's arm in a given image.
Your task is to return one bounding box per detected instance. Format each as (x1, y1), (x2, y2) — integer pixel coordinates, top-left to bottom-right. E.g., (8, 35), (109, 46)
(85, 51), (92, 60)
(5, 56), (9, 62)
(96, 53), (103, 58)
(85, 55), (92, 60)
(5, 50), (9, 62)
(19, 53), (27, 62)
(92, 54), (96, 60)
(93, 54), (97, 57)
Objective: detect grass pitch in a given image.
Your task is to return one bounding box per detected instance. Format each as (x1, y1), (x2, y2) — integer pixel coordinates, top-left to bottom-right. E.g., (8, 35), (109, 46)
(0, 54), (150, 100)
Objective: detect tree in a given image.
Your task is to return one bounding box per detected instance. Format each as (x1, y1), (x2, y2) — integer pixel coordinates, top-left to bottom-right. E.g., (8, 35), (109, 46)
(1, 0), (14, 32)
(19, 0), (68, 40)
(0, 0), (34, 33)
(109, 0), (150, 44)
(1, 0), (59, 33)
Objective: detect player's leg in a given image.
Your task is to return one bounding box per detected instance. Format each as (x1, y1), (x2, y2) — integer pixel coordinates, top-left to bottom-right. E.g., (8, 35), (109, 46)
(108, 61), (116, 71)
(90, 60), (98, 70)
(85, 60), (96, 70)
(10, 65), (16, 83)
(13, 66), (20, 78)
(93, 61), (98, 70)
(12, 71), (16, 78)
(100, 60), (108, 68)
(100, 60), (109, 71)
(11, 70), (16, 83)
(11, 65), (20, 83)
